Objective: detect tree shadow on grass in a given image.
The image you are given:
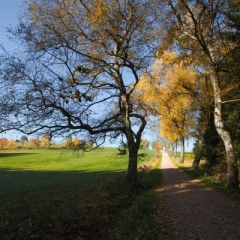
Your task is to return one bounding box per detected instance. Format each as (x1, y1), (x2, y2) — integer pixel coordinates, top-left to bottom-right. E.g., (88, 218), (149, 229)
(0, 167), (124, 198)
(0, 152), (38, 158)
(0, 168), (128, 240)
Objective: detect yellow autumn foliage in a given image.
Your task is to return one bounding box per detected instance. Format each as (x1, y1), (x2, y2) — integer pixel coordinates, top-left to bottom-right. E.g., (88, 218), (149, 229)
(88, 0), (110, 24)
(41, 137), (51, 148)
(136, 51), (199, 143)
(72, 138), (81, 148)
(7, 139), (15, 149)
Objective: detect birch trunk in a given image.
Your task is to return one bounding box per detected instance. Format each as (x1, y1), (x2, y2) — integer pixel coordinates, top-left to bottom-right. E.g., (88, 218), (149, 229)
(211, 71), (239, 188)
(179, 136), (184, 163)
(174, 141), (178, 158)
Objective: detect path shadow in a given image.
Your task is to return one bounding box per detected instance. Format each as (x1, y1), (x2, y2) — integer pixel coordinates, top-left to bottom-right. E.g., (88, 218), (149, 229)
(160, 167), (208, 188)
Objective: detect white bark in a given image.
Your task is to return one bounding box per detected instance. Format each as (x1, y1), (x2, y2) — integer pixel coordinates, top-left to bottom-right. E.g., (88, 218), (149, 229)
(179, 136), (184, 163)
(210, 70), (239, 188)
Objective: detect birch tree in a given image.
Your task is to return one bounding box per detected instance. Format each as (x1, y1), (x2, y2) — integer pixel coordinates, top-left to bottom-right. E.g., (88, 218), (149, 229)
(161, 0), (239, 188)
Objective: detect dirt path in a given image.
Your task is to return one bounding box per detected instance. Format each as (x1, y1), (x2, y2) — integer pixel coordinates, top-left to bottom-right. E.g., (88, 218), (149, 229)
(159, 151), (240, 240)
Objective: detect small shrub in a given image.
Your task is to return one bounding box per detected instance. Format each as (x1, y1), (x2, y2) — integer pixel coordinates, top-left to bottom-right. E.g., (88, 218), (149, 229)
(213, 159), (228, 172)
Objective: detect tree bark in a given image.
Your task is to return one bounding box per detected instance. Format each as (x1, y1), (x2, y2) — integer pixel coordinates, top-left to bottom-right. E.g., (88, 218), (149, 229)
(211, 71), (239, 188)
(170, 143), (175, 157)
(174, 141), (178, 158)
(121, 93), (142, 189)
(179, 136), (184, 163)
(192, 136), (205, 170)
(192, 121), (209, 170)
(127, 147), (138, 188)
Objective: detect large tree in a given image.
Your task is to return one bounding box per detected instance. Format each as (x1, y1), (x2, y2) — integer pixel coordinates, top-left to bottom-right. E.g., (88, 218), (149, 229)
(161, 0), (240, 188)
(0, 0), (160, 187)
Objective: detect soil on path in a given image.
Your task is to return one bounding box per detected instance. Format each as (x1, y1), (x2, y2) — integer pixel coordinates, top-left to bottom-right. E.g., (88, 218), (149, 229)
(158, 151), (240, 240)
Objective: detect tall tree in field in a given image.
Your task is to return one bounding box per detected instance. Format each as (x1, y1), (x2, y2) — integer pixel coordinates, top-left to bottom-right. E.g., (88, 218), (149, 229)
(7, 139), (15, 149)
(64, 136), (73, 149)
(20, 135), (28, 147)
(29, 138), (41, 148)
(41, 132), (52, 148)
(140, 139), (150, 150)
(161, 0), (239, 188)
(0, 0), (160, 187)
(0, 138), (8, 150)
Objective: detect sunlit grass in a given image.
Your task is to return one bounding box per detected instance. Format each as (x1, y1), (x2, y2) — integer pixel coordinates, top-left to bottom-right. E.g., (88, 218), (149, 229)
(0, 148), (164, 239)
(0, 147), (153, 171)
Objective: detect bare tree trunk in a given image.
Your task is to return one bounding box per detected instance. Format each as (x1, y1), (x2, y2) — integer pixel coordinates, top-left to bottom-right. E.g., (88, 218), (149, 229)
(179, 136), (184, 163)
(211, 72), (239, 188)
(121, 93), (140, 189)
(170, 143), (175, 157)
(174, 140), (178, 158)
(127, 146), (138, 188)
(192, 122), (209, 170)
(192, 136), (205, 170)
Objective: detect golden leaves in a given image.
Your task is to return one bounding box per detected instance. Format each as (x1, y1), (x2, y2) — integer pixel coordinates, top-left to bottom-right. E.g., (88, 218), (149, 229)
(88, 0), (110, 24)
(158, 51), (179, 65)
(137, 51), (199, 142)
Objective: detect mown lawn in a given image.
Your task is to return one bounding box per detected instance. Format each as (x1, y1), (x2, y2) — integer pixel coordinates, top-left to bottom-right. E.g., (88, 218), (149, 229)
(0, 148), (164, 239)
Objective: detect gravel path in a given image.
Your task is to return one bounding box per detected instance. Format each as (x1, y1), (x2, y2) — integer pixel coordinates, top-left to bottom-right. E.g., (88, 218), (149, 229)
(159, 151), (240, 240)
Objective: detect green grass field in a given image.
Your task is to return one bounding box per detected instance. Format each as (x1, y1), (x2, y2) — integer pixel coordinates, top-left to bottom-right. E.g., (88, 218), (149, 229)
(0, 148), (129, 194)
(0, 147), (163, 239)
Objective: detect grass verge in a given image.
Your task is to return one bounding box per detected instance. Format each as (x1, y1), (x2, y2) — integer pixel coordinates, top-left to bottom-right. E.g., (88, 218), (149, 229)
(106, 157), (162, 240)
(174, 157), (240, 200)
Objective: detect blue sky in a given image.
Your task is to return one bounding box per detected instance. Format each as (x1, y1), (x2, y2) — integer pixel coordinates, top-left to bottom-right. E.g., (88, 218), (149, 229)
(0, 1), (23, 140)
(0, 1), (23, 50)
